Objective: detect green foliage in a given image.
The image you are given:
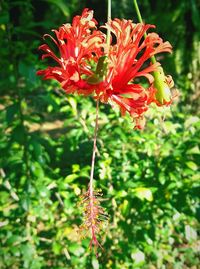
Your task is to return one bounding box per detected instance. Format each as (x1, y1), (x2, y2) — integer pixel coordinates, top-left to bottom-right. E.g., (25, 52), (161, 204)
(0, 0), (199, 268)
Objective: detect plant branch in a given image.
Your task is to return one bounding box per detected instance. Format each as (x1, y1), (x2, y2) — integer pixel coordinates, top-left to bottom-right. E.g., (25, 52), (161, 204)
(133, 0), (156, 64)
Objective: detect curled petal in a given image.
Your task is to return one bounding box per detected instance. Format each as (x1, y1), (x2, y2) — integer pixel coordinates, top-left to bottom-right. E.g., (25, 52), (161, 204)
(97, 18), (174, 129)
(37, 9), (105, 96)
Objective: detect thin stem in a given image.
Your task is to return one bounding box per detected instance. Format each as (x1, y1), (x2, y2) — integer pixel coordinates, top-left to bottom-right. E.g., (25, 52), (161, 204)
(89, 100), (99, 198)
(88, 100), (99, 250)
(133, 0), (145, 28)
(106, 0), (111, 47)
(133, 0), (156, 64)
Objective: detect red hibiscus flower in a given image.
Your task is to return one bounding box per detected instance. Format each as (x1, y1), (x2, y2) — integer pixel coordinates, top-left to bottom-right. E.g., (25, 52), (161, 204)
(37, 8), (105, 95)
(95, 19), (173, 129)
(37, 10), (174, 129)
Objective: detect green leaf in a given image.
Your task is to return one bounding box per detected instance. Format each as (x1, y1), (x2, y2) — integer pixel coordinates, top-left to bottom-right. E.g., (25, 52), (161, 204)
(133, 187), (153, 202)
(12, 125), (26, 144)
(68, 97), (77, 116)
(0, 11), (9, 24)
(186, 146), (200, 155)
(52, 242), (62, 255)
(68, 244), (84, 257)
(6, 103), (19, 124)
(92, 258), (99, 269)
(72, 164), (80, 173)
(64, 174), (78, 183)
(131, 249), (145, 265)
(186, 161), (198, 171)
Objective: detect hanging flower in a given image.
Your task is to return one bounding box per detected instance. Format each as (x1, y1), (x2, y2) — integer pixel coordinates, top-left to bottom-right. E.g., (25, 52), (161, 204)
(37, 8), (176, 254)
(94, 18), (174, 129)
(37, 10), (175, 129)
(37, 8), (105, 96)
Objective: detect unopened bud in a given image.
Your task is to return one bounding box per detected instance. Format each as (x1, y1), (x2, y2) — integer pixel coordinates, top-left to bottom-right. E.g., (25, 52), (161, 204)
(153, 67), (173, 105)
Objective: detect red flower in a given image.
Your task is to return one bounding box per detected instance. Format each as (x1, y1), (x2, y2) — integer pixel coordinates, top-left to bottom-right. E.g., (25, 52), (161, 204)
(37, 11), (174, 129)
(95, 19), (173, 129)
(37, 8), (105, 95)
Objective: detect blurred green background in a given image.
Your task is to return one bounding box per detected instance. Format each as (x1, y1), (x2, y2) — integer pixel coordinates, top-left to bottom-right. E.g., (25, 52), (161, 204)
(0, 0), (199, 268)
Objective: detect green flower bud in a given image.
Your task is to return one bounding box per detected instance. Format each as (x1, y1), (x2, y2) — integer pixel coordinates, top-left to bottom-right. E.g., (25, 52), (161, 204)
(153, 67), (172, 105)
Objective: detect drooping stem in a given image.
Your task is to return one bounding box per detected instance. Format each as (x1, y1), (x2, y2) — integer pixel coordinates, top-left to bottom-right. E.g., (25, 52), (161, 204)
(133, 0), (156, 64)
(88, 99), (100, 250)
(89, 99), (99, 199)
